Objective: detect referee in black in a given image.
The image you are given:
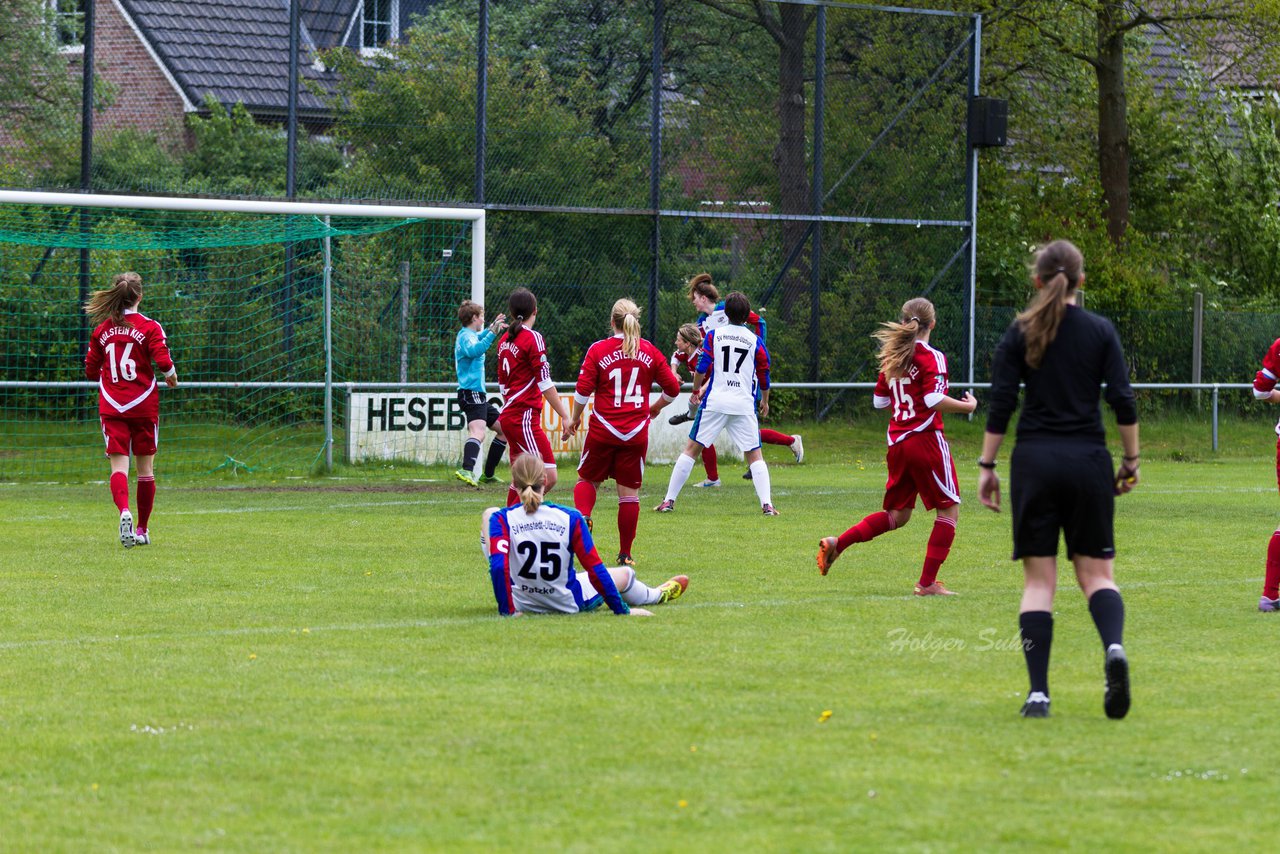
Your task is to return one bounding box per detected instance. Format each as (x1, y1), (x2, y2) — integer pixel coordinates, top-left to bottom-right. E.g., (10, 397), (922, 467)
(977, 239), (1140, 720)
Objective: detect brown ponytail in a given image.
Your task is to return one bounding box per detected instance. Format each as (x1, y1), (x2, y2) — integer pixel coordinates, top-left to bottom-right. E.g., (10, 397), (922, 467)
(511, 454), (546, 514)
(687, 272), (719, 304)
(1018, 240), (1084, 369)
(873, 297), (935, 379)
(84, 271), (143, 326)
(506, 287), (537, 342)
(612, 298), (642, 359)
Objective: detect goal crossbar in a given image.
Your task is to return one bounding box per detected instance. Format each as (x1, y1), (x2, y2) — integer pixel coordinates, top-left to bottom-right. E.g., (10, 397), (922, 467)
(0, 190), (485, 304)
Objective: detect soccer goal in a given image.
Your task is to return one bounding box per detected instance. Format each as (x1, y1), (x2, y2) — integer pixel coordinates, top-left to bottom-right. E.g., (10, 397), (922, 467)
(0, 190), (485, 481)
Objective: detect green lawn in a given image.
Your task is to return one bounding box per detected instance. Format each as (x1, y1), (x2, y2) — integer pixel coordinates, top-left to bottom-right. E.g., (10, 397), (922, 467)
(1, 417), (1275, 851)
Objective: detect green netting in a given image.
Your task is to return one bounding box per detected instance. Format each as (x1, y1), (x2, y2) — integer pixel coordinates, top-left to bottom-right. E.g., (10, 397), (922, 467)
(0, 203), (473, 481)
(0, 206), (422, 250)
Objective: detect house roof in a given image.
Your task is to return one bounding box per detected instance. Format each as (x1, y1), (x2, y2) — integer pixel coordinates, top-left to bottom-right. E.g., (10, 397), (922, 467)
(118, 0), (352, 119)
(300, 0), (360, 50)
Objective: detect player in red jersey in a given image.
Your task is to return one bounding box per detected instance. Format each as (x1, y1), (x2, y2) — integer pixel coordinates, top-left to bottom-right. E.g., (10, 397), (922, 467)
(83, 272), (178, 548)
(673, 273), (803, 473)
(563, 298), (682, 566)
(669, 323), (722, 487)
(1252, 338), (1280, 610)
(816, 297), (976, 594)
(496, 287), (571, 507)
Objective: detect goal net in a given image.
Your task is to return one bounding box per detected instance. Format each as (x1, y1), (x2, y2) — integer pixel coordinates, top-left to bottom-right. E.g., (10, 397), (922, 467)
(0, 191), (483, 481)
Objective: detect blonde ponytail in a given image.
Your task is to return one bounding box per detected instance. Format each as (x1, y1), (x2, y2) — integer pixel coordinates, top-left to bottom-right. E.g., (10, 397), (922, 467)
(1019, 240), (1084, 369)
(84, 271), (143, 326)
(873, 297), (935, 379)
(612, 298), (642, 358)
(511, 454), (546, 514)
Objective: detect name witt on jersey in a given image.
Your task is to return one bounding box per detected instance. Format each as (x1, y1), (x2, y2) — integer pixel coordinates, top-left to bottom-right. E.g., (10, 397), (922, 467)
(100, 326), (147, 346)
(510, 518), (568, 537)
(597, 348), (653, 369)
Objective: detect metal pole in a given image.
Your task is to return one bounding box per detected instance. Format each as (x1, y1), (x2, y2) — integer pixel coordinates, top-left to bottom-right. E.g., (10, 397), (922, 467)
(78, 0), (96, 359)
(810, 6), (826, 419)
(399, 261), (411, 385)
(475, 0), (488, 204)
(323, 217), (333, 471)
(648, 0), (664, 342)
(283, 0), (300, 372)
(965, 14), (981, 391)
(1192, 291), (1203, 407)
(1212, 383), (1219, 452)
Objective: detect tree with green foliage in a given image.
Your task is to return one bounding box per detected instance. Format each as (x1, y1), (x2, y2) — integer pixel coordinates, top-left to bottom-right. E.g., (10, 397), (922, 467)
(0, 0), (82, 172)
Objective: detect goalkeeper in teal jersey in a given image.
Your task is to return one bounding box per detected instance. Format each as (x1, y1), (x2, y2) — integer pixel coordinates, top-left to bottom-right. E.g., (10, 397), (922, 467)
(455, 300), (509, 487)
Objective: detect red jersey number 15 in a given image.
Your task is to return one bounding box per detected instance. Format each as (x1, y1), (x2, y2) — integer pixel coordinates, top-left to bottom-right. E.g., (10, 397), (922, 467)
(887, 376), (916, 421)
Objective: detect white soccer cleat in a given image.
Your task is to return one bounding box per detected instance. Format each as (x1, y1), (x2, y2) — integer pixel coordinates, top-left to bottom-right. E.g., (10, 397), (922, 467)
(693, 479), (721, 488)
(133, 530), (151, 546)
(790, 434), (804, 463)
(119, 509), (136, 548)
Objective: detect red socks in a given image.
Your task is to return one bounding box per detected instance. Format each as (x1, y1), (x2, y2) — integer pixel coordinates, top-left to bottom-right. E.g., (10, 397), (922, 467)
(507, 486), (519, 508)
(109, 472), (130, 513)
(836, 510), (894, 553)
(618, 496), (640, 555)
(702, 444), (719, 481)
(574, 480), (598, 519)
(919, 516), (957, 587)
(1265, 531), (1280, 599)
(137, 475), (155, 532)
(760, 428), (793, 446)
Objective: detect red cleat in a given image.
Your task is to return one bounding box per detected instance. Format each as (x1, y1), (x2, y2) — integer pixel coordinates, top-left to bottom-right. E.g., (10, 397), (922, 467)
(914, 581), (958, 596)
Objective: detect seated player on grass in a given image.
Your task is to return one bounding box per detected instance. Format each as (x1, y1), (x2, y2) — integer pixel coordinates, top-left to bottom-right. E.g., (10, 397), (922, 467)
(482, 455), (689, 617)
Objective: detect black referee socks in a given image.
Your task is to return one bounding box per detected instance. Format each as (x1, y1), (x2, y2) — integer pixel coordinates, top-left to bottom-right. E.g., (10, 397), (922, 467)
(1019, 611), (1053, 697)
(1087, 588), (1125, 650)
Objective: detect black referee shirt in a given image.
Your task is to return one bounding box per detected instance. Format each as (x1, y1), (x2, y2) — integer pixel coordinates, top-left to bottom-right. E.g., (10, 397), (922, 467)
(986, 305), (1138, 444)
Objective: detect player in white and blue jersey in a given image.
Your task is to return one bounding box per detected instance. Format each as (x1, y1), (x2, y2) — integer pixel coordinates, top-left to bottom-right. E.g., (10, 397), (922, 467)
(655, 292), (779, 516)
(484, 455), (689, 616)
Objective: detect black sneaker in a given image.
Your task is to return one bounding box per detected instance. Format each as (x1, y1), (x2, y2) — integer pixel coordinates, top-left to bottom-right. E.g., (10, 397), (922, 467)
(1020, 691), (1050, 718)
(668, 412), (692, 426)
(742, 468), (753, 480)
(617, 553), (636, 568)
(1103, 644), (1130, 719)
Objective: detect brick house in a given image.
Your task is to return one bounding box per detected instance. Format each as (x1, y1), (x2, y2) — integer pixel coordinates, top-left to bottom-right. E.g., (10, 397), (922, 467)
(8, 0), (436, 148)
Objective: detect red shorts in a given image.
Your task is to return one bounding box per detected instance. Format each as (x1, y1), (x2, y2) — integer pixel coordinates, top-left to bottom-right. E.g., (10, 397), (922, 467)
(499, 409), (555, 466)
(883, 431), (960, 512)
(577, 430), (646, 489)
(101, 415), (158, 457)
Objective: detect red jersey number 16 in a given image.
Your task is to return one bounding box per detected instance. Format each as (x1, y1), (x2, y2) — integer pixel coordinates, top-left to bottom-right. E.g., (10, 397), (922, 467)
(887, 376), (915, 421)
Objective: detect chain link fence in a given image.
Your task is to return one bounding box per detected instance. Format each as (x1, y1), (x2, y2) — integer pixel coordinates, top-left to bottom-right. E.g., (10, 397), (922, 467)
(5, 0), (1274, 439)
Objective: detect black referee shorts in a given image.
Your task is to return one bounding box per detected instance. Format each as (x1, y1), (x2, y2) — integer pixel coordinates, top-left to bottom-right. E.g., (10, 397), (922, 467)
(457, 389), (499, 427)
(1009, 440), (1116, 560)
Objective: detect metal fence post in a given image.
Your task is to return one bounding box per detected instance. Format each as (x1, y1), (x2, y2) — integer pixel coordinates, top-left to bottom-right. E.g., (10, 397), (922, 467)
(399, 261), (411, 385)
(1212, 383), (1219, 452)
(965, 13), (981, 392)
(475, 0), (488, 205)
(810, 5), (826, 419)
(323, 218), (333, 472)
(648, 0), (664, 343)
(1192, 291), (1203, 406)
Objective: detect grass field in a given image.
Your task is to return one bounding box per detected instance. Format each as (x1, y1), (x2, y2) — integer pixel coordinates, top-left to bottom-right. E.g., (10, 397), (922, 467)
(2, 417), (1275, 851)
